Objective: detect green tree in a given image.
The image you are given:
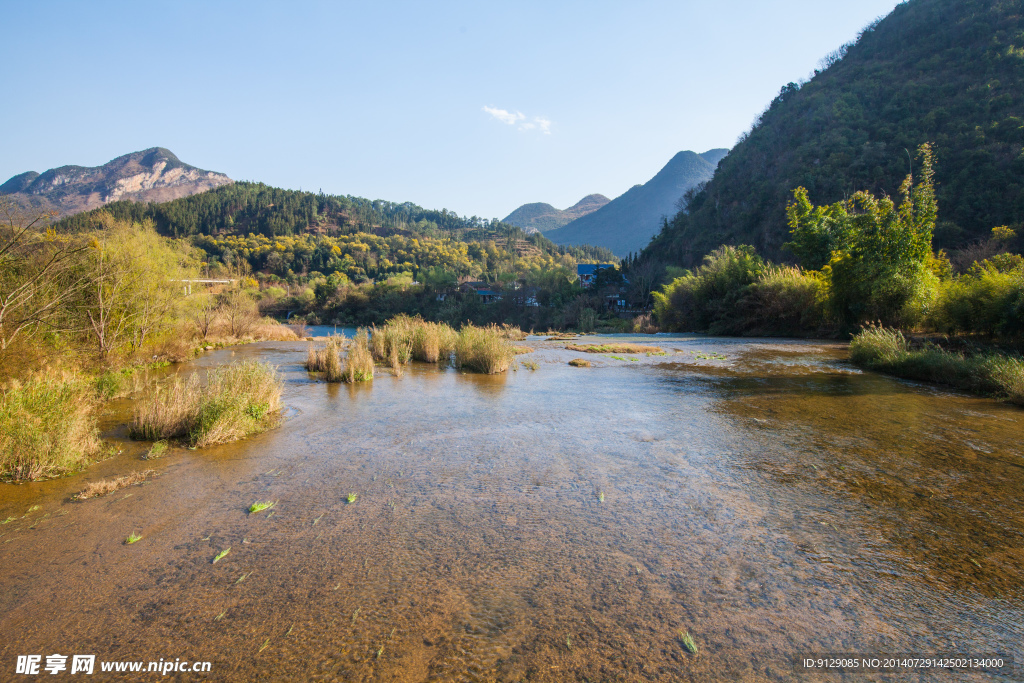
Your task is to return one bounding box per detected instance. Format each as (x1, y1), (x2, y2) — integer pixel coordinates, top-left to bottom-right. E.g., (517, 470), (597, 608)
(785, 143), (939, 327)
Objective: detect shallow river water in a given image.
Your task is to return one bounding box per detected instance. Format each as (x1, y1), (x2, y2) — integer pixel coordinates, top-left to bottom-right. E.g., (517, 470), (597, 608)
(1, 335), (1022, 682)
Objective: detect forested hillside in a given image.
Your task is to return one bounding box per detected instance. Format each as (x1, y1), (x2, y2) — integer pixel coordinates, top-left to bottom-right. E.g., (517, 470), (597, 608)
(54, 182), (616, 285)
(645, 0), (1024, 266)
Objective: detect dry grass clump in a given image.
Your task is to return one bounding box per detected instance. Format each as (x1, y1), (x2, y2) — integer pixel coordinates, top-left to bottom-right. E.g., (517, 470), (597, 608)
(568, 358), (592, 367)
(130, 360), (283, 447)
(77, 470), (155, 500)
(496, 324), (528, 341)
(343, 328), (374, 383)
(513, 346), (535, 354)
(564, 343), (663, 354)
(412, 321), (457, 362)
(306, 335), (346, 382)
(0, 371), (101, 481)
(454, 325), (516, 374)
(371, 315), (458, 365)
(632, 313), (660, 334)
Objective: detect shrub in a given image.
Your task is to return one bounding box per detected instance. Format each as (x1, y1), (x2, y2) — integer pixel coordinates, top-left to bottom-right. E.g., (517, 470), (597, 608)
(932, 257), (1024, 336)
(653, 245), (767, 333)
(0, 372), (100, 480)
(454, 325), (516, 374)
(131, 360), (283, 447)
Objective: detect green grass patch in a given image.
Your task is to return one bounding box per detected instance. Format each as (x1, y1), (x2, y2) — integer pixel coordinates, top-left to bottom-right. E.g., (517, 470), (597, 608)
(125, 532), (143, 545)
(213, 548), (231, 563)
(850, 325), (1024, 404)
(679, 630), (698, 654)
(346, 493), (358, 504)
(249, 501), (275, 514)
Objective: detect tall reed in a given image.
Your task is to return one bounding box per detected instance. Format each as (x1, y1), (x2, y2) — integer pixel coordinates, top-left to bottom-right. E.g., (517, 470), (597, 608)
(0, 371), (100, 480)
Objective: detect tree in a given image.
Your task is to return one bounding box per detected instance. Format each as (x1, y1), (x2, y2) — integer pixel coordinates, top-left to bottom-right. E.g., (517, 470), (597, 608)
(0, 198), (89, 355)
(785, 143), (939, 327)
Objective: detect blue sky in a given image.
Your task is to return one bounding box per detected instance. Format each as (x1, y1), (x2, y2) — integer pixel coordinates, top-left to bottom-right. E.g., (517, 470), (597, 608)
(2, 0), (902, 218)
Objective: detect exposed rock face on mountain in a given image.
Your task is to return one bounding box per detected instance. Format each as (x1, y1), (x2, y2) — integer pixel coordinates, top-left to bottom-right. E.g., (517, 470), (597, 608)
(503, 193), (610, 233)
(544, 149), (728, 257)
(0, 147), (232, 216)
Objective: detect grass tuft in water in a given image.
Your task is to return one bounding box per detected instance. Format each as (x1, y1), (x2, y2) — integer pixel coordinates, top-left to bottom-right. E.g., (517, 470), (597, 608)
(569, 358), (591, 367)
(131, 360), (283, 448)
(213, 547), (231, 564)
(521, 360), (539, 371)
(248, 501), (275, 514)
(346, 493), (358, 504)
(598, 491), (605, 503)
(343, 329), (375, 383)
(145, 440), (168, 459)
(454, 325), (516, 374)
(566, 343), (662, 354)
(77, 470), (155, 500)
(125, 532), (142, 545)
(679, 630), (698, 654)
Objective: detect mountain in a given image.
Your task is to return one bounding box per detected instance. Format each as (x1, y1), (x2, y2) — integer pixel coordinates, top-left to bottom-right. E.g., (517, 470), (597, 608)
(0, 147), (232, 216)
(544, 149), (728, 257)
(503, 194), (610, 233)
(644, 0), (1024, 267)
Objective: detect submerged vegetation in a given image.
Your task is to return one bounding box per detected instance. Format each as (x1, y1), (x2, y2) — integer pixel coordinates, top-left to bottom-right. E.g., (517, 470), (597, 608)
(130, 360), (283, 447)
(77, 470), (155, 500)
(564, 343), (663, 354)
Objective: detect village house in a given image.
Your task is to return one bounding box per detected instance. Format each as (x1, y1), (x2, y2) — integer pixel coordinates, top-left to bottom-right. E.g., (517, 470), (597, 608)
(577, 263), (615, 289)
(459, 281), (502, 304)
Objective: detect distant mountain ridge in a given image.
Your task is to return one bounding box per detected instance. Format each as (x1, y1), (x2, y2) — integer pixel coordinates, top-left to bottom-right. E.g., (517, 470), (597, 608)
(544, 148), (728, 257)
(503, 193), (610, 233)
(0, 147), (232, 216)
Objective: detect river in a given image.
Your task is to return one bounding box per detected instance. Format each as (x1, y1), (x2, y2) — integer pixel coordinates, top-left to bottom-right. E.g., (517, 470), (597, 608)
(1, 335), (1021, 681)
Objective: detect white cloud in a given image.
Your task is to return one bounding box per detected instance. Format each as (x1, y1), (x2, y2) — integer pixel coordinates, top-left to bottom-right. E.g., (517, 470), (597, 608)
(483, 106), (552, 134)
(482, 106), (525, 126)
